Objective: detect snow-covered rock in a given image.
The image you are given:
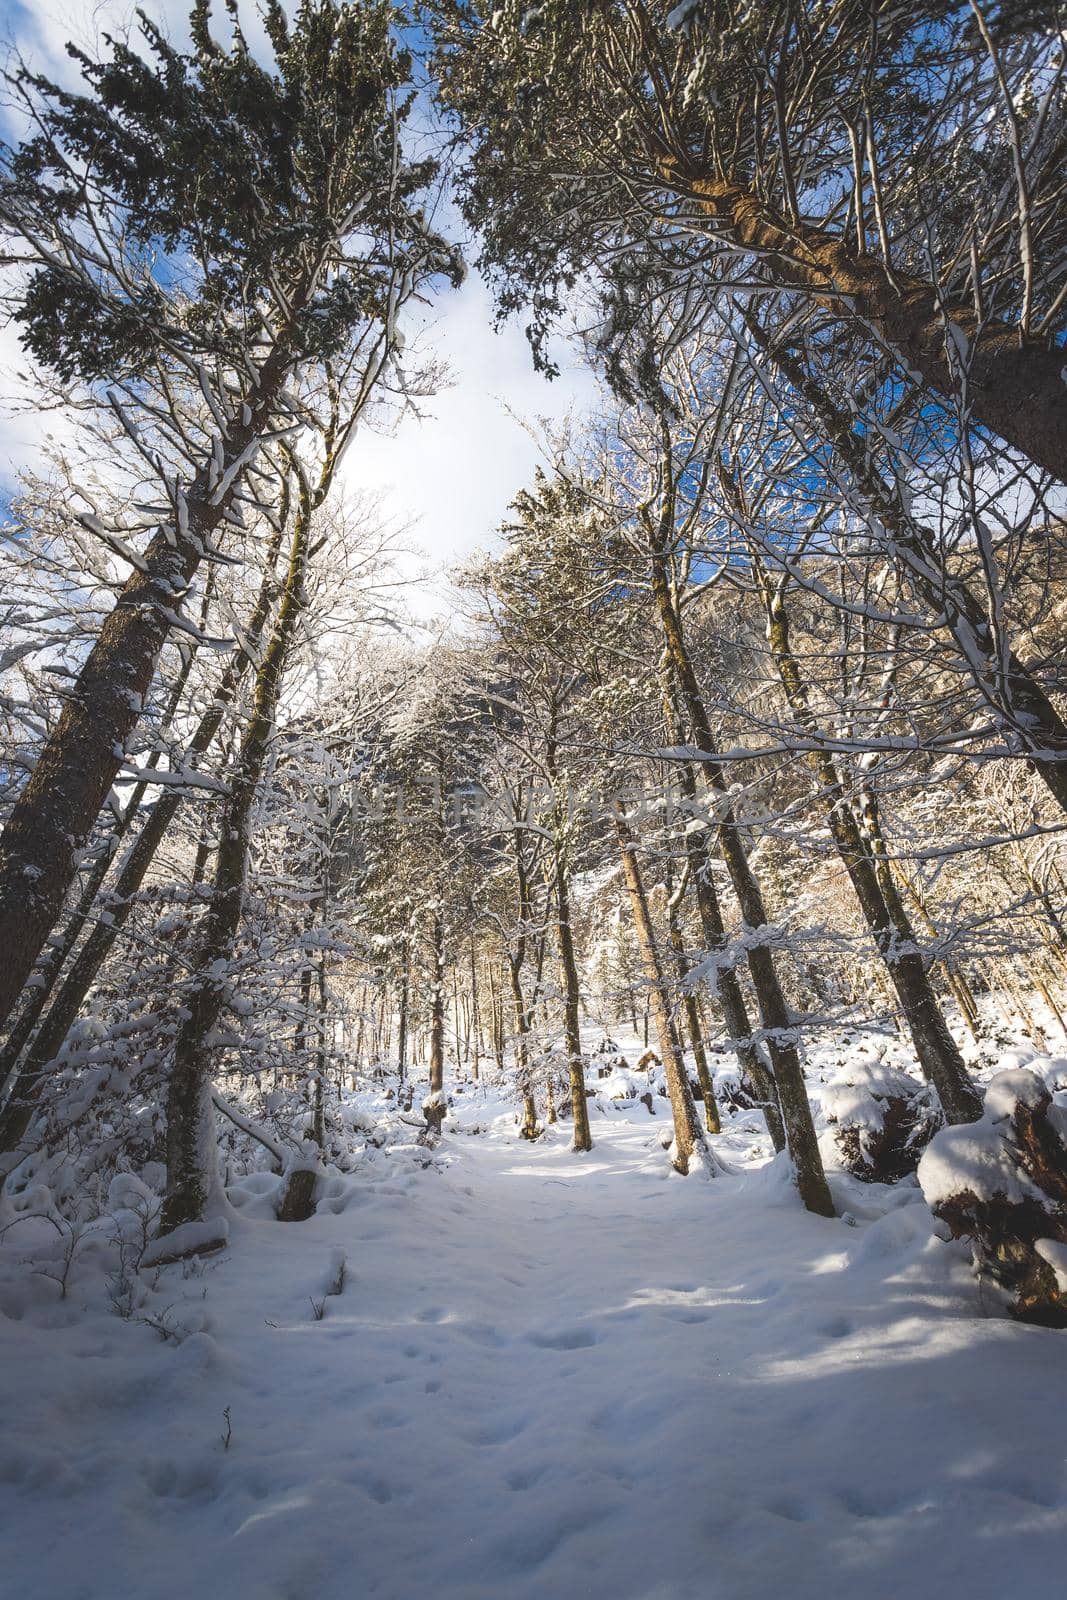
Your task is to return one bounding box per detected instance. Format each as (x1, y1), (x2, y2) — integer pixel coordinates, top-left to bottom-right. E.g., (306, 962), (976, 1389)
(822, 1061), (939, 1182)
(918, 1068), (1067, 1325)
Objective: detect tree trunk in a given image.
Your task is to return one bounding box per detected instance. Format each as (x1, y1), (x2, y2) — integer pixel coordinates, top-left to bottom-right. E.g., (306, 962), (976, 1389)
(895, 869), (982, 1040)
(666, 881), (720, 1133)
(508, 955), (539, 1140)
(614, 808), (704, 1173)
(0, 510), (288, 1145)
(555, 858), (592, 1152)
(544, 710), (592, 1153)
(0, 838), (115, 1097)
(650, 555), (832, 1214)
(312, 948), (328, 1148)
(0, 601), (210, 1096)
(159, 462), (313, 1235)
(661, 683), (783, 1149)
(507, 822), (540, 1137)
(396, 945), (410, 1083)
(678, 169), (1067, 483)
(469, 929), (482, 1083)
(491, 963), (506, 1073)
(0, 340), (298, 1037)
(425, 911), (447, 1133)
(746, 317), (1067, 817)
(752, 554), (983, 1125)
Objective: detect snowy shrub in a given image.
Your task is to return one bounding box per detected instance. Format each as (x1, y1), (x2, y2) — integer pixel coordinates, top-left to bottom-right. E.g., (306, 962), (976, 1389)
(918, 1069), (1067, 1326)
(597, 1067), (644, 1102)
(823, 1061), (940, 1183)
(592, 1038), (630, 1078)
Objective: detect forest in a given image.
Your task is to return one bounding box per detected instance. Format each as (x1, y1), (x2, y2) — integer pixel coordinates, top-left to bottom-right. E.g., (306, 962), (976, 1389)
(0, 2), (1066, 1596)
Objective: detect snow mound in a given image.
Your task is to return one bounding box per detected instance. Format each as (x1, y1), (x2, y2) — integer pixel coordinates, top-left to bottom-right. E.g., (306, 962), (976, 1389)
(823, 1061), (938, 1182)
(918, 1118), (1042, 1210)
(919, 1068), (1067, 1324)
(822, 1060), (924, 1132)
(142, 1217), (230, 1267)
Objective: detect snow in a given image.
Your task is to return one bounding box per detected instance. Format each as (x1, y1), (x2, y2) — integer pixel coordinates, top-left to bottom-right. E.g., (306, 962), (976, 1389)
(140, 1216), (230, 1268)
(984, 1067), (1051, 1121)
(821, 1058), (922, 1134)
(1035, 1238), (1067, 1293)
(917, 1067), (1065, 1210)
(594, 1066), (650, 1101)
(917, 1116), (1040, 1208)
(3, 1096), (1067, 1599)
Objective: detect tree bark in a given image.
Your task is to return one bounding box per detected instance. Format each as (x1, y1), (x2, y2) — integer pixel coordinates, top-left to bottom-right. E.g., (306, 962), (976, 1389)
(159, 462), (312, 1234)
(544, 705), (592, 1152)
(614, 808), (704, 1173)
(555, 857), (592, 1152)
(0, 603), (209, 1096)
(396, 944), (410, 1083)
(507, 823), (540, 1138)
(650, 555), (833, 1213)
(0, 516), (288, 1153)
(0, 340), (299, 1037)
(425, 911), (448, 1133)
(661, 683), (784, 1149)
(746, 317), (1067, 817)
(666, 878), (720, 1134)
(752, 554), (984, 1124)
(678, 170), (1067, 484)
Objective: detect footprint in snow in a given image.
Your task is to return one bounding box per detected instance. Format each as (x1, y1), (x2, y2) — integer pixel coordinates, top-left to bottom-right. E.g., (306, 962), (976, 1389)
(1000, 1479), (1063, 1509)
(766, 1495), (813, 1523)
(460, 1415), (529, 1448)
(143, 1458), (220, 1502)
(527, 1326), (598, 1350)
(345, 1470), (394, 1505)
(505, 1463), (548, 1492)
(458, 1321), (509, 1348)
(837, 1487), (888, 1519)
(494, 1504), (612, 1570)
(363, 1405), (405, 1431)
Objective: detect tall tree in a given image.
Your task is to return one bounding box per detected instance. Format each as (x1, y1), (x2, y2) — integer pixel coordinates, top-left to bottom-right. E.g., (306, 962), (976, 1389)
(433, 0), (1067, 481)
(0, 0), (458, 1035)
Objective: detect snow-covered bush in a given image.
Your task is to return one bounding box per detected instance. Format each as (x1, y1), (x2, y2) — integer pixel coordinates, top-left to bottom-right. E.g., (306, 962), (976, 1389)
(918, 1069), (1067, 1326)
(592, 1037), (630, 1077)
(823, 1061), (940, 1183)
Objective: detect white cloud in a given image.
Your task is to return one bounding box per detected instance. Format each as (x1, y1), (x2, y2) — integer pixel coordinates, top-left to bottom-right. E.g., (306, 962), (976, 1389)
(345, 274), (594, 620)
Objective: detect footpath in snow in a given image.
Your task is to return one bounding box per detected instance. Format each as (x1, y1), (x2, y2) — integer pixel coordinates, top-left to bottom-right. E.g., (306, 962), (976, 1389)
(2, 1100), (1067, 1600)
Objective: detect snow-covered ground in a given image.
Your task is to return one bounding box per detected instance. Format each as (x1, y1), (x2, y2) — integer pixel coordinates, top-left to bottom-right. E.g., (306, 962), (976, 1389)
(2, 1071), (1067, 1600)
